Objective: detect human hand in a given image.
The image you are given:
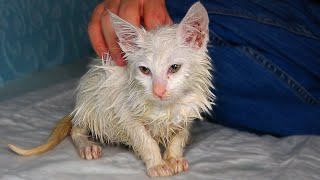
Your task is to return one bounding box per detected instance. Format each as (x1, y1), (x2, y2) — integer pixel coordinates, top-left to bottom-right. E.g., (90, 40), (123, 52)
(88, 0), (173, 66)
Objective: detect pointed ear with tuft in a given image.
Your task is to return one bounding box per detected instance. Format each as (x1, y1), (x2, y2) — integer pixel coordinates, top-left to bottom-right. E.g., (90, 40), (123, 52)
(109, 12), (143, 55)
(177, 2), (209, 49)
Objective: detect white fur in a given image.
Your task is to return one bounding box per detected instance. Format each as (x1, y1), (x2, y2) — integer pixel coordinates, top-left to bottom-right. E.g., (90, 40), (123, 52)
(71, 2), (214, 176)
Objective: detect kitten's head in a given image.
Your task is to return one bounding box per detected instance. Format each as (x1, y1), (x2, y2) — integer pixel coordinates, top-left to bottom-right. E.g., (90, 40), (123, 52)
(110, 2), (211, 103)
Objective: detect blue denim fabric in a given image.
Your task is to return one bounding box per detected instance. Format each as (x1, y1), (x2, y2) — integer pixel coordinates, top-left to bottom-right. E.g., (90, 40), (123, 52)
(167, 0), (320, 136)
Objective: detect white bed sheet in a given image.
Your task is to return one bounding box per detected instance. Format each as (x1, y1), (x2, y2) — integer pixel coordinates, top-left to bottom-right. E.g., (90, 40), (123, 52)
(0, 79), (319, 180)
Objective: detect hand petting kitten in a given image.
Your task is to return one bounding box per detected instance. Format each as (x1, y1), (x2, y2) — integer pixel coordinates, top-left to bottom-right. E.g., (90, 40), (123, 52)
(88, 0), (173, 66)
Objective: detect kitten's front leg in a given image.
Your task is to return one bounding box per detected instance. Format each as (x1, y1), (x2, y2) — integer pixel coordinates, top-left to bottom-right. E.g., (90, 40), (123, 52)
(164, 128), (190, 174)
(124, 122), (174, 177)
(71, 125), (102, 160)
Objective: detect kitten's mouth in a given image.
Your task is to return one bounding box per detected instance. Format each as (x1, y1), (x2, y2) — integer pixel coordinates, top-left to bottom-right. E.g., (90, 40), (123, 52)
(154, 96), (169, 101)
(150, 91), (174, 102)
(152, 95), (173, 102)
(159, 97), (170, 101)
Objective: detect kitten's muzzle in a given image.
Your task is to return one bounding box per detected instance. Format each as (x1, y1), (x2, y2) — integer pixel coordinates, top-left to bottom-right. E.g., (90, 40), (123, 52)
(152, 78), (168, 99)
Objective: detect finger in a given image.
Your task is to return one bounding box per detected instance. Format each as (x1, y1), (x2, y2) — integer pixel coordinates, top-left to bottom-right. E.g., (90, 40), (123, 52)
(161, 0), (173, 25)
(88, 2), (108, 58)
(165, 10), (173, 25)
(101, 0), (127, 66)
(118, 0), (141, 27)
(143, 0), (172, 30)
(106, 0), (140, 66)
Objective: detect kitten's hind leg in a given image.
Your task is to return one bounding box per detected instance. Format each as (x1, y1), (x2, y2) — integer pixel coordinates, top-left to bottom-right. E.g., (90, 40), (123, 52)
(71, 125), (102, 160)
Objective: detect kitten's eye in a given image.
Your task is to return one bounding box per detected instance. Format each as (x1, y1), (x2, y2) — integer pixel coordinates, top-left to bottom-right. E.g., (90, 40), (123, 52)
(168, 64), (181, 74)
(139, 66), (151, 75)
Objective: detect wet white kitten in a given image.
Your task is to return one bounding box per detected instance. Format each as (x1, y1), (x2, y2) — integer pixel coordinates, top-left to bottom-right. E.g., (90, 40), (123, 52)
(9, 2), (214, 177)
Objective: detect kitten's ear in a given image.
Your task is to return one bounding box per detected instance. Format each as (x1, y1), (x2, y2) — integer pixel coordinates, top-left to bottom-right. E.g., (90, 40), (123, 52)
(177, 2), (209, 49)
(109, 12), (142, 55)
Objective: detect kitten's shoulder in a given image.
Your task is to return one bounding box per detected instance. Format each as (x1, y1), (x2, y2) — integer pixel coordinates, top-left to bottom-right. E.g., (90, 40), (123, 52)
(78, 58), (127, 92)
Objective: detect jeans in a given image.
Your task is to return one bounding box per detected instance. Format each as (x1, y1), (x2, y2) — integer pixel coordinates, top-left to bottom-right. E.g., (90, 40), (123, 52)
(166, 0), (320, 136)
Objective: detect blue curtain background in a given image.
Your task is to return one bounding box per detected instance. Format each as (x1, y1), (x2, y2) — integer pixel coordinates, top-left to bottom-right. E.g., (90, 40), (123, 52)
(0, 0), (100, 87)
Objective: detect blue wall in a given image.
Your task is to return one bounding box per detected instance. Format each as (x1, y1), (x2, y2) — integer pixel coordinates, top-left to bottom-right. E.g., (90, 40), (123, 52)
(0, 0), (100, 87)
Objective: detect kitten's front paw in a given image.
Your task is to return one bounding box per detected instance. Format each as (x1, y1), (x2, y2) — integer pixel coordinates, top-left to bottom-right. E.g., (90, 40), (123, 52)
(79, 144), (102, 160)
(166, 157), (189, 174)
(147, 164), (174, 177)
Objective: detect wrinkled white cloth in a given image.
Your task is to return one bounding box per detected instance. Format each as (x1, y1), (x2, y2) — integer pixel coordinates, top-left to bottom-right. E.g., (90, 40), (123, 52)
(1, 79), (319, 180)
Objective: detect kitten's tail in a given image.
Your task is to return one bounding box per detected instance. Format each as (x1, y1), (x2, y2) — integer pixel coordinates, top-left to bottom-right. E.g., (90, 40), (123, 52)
(8, 114), (73, 156)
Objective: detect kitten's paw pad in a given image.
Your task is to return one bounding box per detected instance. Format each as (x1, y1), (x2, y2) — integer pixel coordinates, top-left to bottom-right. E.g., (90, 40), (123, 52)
(147, 164), (174, 177)
(79, 144), (102, 160)
(166, 157), (189, 174)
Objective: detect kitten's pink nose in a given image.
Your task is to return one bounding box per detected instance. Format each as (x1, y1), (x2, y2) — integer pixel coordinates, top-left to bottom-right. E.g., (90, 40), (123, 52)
(153, 82), (167, 99)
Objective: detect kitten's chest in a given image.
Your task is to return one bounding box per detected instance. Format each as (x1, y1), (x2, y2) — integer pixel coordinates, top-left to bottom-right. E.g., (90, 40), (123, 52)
(142, 104), (189, 139)
(146, 103), (186, 121)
